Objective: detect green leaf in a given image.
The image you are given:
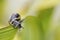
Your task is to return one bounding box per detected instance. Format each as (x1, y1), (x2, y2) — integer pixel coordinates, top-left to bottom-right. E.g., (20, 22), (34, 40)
(0, 26), (18, 40)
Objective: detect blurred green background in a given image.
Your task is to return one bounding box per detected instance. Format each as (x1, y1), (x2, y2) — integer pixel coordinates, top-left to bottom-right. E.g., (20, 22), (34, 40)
(0, 0), (60, 40)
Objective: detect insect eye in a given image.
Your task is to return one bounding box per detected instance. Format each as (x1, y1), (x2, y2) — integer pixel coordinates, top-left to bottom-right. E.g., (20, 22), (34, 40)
(15, 14), (20, 18)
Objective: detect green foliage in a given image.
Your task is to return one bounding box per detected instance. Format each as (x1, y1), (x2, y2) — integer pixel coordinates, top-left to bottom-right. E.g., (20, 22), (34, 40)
(21, 7), (54, 40)
(0, 26), (18, 40)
